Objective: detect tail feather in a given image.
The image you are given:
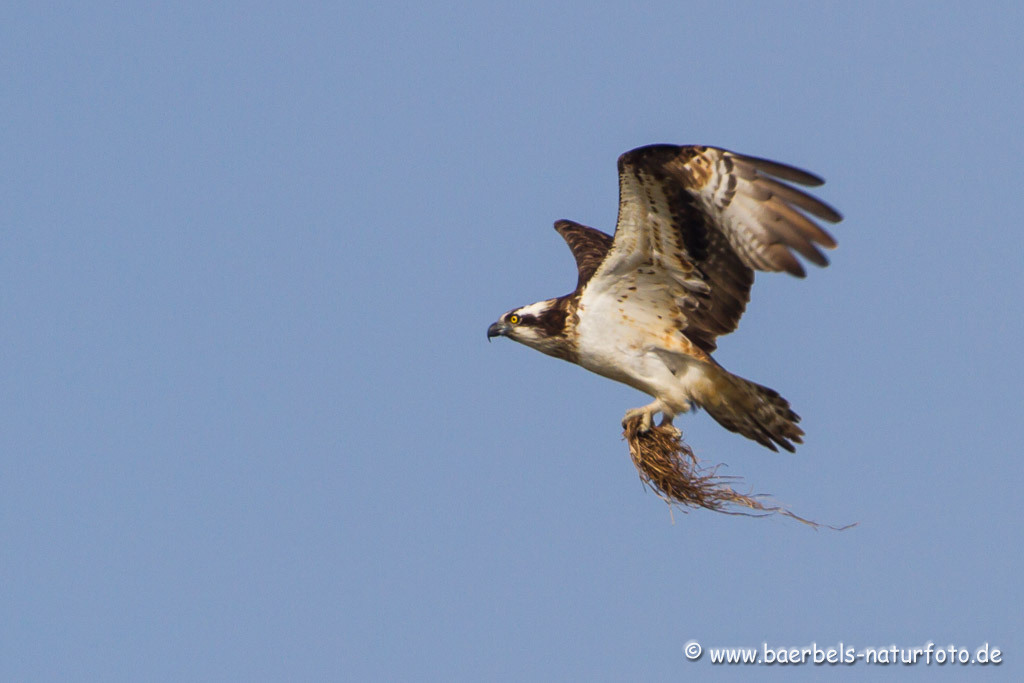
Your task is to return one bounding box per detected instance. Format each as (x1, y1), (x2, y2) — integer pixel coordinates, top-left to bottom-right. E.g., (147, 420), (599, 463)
(700, 370), (804, 452)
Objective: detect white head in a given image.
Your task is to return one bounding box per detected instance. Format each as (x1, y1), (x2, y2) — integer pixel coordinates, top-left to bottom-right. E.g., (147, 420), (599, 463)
(487, 298), (573, 360)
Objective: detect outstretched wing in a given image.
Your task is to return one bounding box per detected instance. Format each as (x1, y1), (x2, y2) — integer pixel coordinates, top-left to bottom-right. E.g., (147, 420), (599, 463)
(586, 144), (841, 352)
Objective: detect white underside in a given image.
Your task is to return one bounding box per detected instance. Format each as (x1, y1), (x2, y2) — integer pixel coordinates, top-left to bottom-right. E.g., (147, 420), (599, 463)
(574, 289), (716, 418)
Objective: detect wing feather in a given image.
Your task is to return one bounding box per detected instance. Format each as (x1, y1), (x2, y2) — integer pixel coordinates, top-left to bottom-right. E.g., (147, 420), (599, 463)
(553, 219), (613, 292)
(583, 144), (842, 351)
(748, 175), (842, 226)
(729, 152), (826, 186)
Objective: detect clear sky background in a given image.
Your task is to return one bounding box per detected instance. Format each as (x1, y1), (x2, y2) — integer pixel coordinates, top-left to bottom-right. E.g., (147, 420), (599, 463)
(2, 2), (1021, 681)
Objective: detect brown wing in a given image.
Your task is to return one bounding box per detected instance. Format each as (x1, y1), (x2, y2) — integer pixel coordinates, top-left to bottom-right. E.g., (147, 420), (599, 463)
(643, 145), (842, 275)
(553, 219), (613, 292)
(587, 144), (841, 352)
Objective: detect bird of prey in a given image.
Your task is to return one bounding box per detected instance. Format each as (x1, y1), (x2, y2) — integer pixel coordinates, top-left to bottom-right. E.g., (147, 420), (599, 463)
(487, 144), (841, 452)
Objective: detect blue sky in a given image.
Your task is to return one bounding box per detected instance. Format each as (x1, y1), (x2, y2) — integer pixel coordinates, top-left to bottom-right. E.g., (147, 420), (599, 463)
(2, 2), (1021, 680)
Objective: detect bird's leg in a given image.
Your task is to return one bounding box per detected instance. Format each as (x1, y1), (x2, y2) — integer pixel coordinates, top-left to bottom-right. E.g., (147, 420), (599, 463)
(622, 398), (669, 433)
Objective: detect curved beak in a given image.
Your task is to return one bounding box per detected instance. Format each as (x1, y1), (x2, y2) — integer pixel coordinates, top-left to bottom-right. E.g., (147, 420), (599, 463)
(487, 321), (508, 342)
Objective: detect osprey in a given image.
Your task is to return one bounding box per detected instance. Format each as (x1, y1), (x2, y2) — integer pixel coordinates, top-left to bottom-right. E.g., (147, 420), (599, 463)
(488, 144), (841, 452)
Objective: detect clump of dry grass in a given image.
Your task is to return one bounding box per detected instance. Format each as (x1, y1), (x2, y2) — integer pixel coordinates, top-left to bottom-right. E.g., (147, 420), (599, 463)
(622, 416), (853, 529)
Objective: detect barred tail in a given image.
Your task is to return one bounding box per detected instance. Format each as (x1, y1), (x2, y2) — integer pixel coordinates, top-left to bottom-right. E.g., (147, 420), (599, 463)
(701, 370), (804, 453)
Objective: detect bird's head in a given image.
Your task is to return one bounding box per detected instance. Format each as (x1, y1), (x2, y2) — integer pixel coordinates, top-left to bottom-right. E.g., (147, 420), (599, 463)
(487, 298), (570, 358)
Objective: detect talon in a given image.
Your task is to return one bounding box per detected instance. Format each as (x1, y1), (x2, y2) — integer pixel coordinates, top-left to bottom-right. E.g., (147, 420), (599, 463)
(622, 400), (666, 433)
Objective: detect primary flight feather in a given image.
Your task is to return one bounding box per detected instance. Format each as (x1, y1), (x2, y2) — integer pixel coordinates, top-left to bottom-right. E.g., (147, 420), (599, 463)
(488, 144), (841, 452)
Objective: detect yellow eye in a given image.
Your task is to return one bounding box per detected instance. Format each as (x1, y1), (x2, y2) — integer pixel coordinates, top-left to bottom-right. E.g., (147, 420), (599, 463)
(509, 314), (520, 324)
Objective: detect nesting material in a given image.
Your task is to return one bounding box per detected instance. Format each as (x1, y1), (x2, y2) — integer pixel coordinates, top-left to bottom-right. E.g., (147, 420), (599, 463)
(622, 415), (852, 529)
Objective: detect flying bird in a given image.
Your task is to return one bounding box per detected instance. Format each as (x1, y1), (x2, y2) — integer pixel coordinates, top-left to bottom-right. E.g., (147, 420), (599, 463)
(487, 144), (841, 452)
